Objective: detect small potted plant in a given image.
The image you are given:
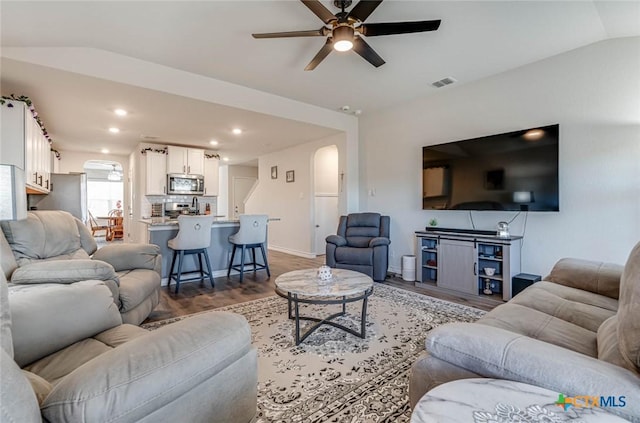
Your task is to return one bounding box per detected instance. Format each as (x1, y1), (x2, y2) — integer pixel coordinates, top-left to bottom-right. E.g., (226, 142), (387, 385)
(428, 218), (438, 227)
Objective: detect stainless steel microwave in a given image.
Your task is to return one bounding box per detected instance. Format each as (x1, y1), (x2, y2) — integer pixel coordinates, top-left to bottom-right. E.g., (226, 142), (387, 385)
(167, 174), (204, 195)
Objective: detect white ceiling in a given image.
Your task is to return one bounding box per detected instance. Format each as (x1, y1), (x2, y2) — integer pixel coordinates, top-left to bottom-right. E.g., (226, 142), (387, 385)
(1, 1), (638, 164)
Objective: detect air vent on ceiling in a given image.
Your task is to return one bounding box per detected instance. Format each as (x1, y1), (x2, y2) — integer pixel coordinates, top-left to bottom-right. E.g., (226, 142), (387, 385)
(141, 135), (160, 140)
(431, 77), (457, 88)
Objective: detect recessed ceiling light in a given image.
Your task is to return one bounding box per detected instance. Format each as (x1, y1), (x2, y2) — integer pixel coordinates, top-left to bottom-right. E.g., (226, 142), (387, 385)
(108, 127), (120, 134)
(232, 128), (242, 135)
(209, 140), (219, 146)
(114, 109), (127, 116)
(222, 157), (230, 162)
(101, 148), (110, 154)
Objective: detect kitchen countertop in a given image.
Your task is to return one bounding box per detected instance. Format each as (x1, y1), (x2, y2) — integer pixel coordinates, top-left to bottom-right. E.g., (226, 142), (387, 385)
(140, 216), (281, 227)
(140, 216), (235, 226)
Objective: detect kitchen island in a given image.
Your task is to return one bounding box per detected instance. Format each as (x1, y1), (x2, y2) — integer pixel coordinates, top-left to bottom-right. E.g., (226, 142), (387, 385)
(141, 217), (244, 284)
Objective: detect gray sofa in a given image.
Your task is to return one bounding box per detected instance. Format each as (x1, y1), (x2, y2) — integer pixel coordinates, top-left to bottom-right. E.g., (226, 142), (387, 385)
(0, 210), (160, 325)
(409, 241), (640, 421)
(0, 272), (257, 422)
(325, 212), (390, 282)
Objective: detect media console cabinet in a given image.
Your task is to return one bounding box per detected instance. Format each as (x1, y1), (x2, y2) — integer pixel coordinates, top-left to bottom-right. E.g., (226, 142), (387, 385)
(415, 229), (523, 301)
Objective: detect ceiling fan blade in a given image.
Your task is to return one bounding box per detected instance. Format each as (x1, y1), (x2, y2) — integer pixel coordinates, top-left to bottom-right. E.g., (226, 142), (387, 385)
(352, 36), (385, 68)
(252, 28), (327, 39)
(305, 38), (334, 71)
(359, 20), (441, 36)
(301, 0), (337, 24)
(348, 0), (383, 22)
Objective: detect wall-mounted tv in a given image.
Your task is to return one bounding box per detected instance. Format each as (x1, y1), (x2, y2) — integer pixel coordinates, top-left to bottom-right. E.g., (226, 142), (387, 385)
(422, 124), (559, 212)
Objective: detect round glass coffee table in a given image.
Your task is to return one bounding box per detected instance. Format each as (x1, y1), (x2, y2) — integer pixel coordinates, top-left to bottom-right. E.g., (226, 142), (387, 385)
(275, 268), (374, 345)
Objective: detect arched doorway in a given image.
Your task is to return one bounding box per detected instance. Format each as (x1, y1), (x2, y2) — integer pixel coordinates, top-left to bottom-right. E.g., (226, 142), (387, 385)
(313, 145), (339, 255)
(84, 160), (124, 240)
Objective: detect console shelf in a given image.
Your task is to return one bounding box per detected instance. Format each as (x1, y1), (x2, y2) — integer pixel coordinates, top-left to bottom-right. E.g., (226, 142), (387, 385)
(415, 230), (522, 301)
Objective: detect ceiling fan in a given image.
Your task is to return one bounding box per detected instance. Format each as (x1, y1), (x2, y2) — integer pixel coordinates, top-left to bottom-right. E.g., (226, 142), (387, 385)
(252, 0), (441, 71)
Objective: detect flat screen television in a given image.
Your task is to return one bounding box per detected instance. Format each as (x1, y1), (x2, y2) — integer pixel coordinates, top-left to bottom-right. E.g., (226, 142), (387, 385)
(422, 124), (559, 211)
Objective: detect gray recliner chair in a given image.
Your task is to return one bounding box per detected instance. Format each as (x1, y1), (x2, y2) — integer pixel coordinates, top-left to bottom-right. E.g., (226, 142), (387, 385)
(0, 272), (257, 423)
(1, 210), (161, 325)
(325, 212), (390, 282)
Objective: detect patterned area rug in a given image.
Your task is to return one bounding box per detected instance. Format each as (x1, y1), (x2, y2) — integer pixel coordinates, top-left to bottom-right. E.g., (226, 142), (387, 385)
(142, 284), (485, 422)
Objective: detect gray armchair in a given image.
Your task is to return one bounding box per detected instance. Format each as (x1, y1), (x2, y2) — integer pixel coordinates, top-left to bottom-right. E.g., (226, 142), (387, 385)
(0, 273), (257, 423)
(1, 210), (161, 325)
(325, 212), (390, 282)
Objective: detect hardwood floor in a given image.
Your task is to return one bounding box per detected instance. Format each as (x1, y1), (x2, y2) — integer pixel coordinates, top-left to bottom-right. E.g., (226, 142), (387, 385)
(144, 250), (496, 324)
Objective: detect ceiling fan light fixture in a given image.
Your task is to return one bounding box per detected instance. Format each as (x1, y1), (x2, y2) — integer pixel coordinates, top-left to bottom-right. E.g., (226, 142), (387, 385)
(333, 25), (354, 52)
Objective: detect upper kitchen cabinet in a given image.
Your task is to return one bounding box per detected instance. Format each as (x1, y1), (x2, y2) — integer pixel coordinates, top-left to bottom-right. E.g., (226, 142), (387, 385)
(145, 150), (167, 195)
(166, 146), (204, 175)
(203, 154), (219, 196)
(1, 100), (51, 193)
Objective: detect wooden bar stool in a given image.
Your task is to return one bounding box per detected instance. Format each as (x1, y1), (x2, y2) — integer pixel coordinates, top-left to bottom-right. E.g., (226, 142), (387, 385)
(168, 215), (215, 293)
(227, 214), (270, 283)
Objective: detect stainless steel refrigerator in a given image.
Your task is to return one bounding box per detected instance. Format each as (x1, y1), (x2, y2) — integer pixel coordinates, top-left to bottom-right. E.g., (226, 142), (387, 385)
(32, 173), (87, 222)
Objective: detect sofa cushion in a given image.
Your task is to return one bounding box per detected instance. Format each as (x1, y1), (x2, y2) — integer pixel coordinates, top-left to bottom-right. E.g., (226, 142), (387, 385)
(597, 315), (637, 374)
(1, 211), (85, 266)
(545, 257), (623, 300)
(0, 229), (18, 280)
(335, 246), (373, 266)
(345, 213), (381, 247)
(478, 303), (598, 357)
(117, 269), (162, 312)
(22, 370), (53, 405)
(92, 243), (162, 272)
(24, 324), (148, 387)
(509, 281), (617, 332)
(617, 241), (640, 372)
(41, 312), (252, 423)
(9, 281), (122, 367)
(0, 273), (13, 358)
(75, 217), (97, 256)
(10, 259), (118, 285)
(0, 348), (42, 423)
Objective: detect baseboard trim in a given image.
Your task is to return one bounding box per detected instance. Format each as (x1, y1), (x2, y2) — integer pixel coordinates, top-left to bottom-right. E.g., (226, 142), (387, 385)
(268, 245), (317, 259)
(389, 264), (402, 275)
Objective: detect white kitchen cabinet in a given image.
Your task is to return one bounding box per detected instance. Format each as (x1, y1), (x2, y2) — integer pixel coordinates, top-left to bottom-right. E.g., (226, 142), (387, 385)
(203, 155), (219, 196)
(145, 151), (167, 195)
(0, 101), (50, 193)
(166, 146), (204, 175)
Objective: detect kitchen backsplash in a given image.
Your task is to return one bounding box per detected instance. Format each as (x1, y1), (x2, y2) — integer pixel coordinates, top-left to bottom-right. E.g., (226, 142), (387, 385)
(143, 195), (218, 218)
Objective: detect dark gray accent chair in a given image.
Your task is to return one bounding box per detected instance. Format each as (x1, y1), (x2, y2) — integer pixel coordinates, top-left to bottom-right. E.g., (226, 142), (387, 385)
(325, 213), (390, 282)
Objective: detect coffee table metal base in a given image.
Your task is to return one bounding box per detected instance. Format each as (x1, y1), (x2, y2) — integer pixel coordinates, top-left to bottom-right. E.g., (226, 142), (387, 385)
(276, 287), (373, 346)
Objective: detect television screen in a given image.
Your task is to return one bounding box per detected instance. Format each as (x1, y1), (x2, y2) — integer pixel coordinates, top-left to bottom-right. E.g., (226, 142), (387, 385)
(422, 124), (559, 211)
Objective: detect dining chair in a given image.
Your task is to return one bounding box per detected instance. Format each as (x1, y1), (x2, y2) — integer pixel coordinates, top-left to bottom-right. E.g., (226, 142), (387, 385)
(107, 209), (124, 241)
(88, 210), (108, 238)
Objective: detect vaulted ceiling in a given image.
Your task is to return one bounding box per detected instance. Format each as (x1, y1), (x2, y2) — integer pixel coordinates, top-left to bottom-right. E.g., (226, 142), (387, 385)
(1, 1), (638, 163)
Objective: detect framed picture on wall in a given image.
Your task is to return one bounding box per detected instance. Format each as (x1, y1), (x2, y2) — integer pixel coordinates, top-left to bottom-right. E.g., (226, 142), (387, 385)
(271, 166), (278, 179)
(286, 170), (295, 183)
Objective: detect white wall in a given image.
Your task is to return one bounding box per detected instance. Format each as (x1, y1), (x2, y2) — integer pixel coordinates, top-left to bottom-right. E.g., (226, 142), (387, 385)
(246, 133), (347, 257)
(360, 37), (640, 275)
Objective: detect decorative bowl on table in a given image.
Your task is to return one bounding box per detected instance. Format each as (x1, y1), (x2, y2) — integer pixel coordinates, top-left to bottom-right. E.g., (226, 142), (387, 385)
(484, 268), (496, 276)
(317, 265), (333, 282)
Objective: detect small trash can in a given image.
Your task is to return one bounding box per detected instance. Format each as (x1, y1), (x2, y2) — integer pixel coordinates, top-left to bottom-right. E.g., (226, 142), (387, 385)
(402, 255), (416, 282)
